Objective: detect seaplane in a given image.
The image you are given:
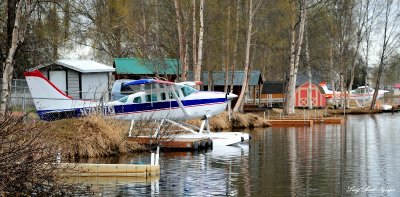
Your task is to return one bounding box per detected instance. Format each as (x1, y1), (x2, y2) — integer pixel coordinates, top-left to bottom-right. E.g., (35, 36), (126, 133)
(24, 69), (251, 146)
(319, 82), (389, 107)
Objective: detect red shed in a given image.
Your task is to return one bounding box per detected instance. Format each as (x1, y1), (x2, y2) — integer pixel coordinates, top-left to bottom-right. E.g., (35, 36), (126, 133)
(295, 82), (326, 108)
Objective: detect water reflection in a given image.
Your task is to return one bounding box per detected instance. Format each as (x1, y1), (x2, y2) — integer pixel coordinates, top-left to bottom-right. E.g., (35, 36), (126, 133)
(159, 145), (250, 196)
(78, 113), (400, 196)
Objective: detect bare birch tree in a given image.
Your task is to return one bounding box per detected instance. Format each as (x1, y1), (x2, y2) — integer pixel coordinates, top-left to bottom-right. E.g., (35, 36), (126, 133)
(283, 0), (306, 115)
(174, 0), (187, 81)
(194, 0), (204, 89)
(224, 4), (231, 93)
(230, 0), (241, 93)
(233, 0), (260, 112)
(1, 0), (31, 114)
(192, 0), (197, 70)
(370, 0), (400, 109)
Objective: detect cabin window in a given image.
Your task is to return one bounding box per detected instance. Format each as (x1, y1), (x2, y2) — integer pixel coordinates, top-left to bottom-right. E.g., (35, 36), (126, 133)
(133, 97), (142, 103)
(146, 94), (158, 102)
(160, 92), (166, 100)
(144, 84), (156, 90)
(181, 86), (197, 97)
(118, 96), (128, 103)
(169, 90), (180, 99)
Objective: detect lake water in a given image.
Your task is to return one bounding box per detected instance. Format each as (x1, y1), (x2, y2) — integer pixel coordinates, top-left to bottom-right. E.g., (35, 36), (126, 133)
(75, 112), (400, 196)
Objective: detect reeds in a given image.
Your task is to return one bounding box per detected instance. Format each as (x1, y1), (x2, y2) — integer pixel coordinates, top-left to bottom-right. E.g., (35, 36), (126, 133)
(187, 112), (271, 131)
(47, 115), (143, 159)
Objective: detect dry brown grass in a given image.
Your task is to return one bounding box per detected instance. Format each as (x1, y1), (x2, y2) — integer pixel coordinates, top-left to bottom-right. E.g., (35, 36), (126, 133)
(44, 116), (144, 159)
(231, 113), (271, 128)
(186, 112), (270, 131)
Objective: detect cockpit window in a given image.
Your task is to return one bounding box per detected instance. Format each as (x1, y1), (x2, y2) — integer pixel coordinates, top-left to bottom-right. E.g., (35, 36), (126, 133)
(181, 86), (197, 97)
(118, 96), (128, 103)
(133, 97), (142, 103)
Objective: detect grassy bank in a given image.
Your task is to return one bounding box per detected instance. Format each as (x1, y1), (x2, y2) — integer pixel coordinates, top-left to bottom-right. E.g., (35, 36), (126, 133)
(187, 112), (271, 131)
(44, 116), (144, 159)
(43, 112), (270, 158)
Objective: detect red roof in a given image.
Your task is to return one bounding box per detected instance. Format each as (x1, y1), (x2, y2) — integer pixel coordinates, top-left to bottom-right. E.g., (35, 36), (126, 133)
(393, 84), (400, 88)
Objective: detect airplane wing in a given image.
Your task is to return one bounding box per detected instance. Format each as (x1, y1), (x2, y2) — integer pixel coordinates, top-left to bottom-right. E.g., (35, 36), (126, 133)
(122, 79), (175, 87)
(175, 81), (203, 87)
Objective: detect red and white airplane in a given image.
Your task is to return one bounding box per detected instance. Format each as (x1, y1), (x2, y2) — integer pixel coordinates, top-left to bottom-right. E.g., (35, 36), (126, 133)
(24, 69), (251, 146)
(319, 82), (388, 107)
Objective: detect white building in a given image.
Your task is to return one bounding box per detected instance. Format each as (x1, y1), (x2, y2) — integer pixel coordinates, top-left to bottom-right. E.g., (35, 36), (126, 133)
(38, 59), (115, 101)
(393, 84), (400, 95)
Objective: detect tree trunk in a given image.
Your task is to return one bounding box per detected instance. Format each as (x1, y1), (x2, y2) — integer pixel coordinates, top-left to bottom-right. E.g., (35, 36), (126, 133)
(230, 0), (240, 93)
(1, 1), (27, 114)
(174, 0), (187, 81)
(233, 0), (253, 112)
(283, 0), (306, 115)
(370, 0), (391, 109)
(224, 5), (231, 93)
(305, 22), (312, 109)
(330, 41), (337, 106)
(192, 0), (197, 70)
(194, 0), (204, 88)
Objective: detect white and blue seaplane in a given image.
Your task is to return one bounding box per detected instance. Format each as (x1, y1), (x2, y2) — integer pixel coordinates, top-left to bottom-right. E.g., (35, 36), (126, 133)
(24, 70), (251, 146)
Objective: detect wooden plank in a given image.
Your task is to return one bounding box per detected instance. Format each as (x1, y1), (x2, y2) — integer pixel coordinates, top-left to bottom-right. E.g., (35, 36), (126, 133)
(309, 117), (343, 124)
(267, 120), (313, 127)
(58, 163), (160, 177)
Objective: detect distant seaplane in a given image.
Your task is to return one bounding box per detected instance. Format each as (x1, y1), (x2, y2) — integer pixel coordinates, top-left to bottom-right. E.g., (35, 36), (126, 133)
(24, 70), (251, 146)
(319, 82), (388, 107)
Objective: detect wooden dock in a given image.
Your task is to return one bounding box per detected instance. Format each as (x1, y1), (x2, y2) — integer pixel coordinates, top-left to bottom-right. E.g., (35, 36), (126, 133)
(267, 120), (313, 127)
(128, 136), (213, 150)
(59, 163), (160, 177)
(308, 117), (343, 124)
(267, 117), (343, 127)
(66, 175), (160, 185)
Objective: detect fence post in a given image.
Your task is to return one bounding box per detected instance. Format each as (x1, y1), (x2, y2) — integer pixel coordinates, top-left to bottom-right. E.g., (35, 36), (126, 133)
(22, 96), (26, 122)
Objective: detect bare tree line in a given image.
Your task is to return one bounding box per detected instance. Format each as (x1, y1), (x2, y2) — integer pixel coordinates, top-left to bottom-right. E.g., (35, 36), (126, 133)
(1, 0), (400, 114)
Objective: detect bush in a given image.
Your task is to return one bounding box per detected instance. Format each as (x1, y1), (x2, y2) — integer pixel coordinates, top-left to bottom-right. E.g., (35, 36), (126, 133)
(0, 112), (87, 196)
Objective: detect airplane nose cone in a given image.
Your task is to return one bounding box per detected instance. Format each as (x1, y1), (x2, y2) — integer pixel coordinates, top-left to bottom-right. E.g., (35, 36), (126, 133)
(226, 93), (238, 100)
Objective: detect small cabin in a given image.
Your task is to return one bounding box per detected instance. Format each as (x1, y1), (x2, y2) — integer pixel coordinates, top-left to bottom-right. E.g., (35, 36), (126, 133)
(200, 70), (263, 102)
(295, 82), (326, 108)
(261, 81), (285, 107)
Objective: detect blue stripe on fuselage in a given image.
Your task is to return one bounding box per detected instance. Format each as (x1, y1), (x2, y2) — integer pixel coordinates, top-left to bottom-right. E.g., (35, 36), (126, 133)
(37, 98), (227, 120)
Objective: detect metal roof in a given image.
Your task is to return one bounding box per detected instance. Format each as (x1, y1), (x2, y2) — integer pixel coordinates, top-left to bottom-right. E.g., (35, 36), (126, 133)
(55, 59), (115, 73)
(262, 81), (285, 94)
(114, 58), (180, 75)
(199, 70), (262, 86)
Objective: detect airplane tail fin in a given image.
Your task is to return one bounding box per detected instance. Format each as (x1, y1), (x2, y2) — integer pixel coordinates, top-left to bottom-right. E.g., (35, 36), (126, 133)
(24, 70), (73, 102)
(24, 70), (97, 119)
(318, 82), (331, 94)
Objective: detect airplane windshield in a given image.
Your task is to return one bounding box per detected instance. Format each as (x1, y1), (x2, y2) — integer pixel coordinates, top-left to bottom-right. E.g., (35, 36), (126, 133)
(181, 86), (197, 97)
(118, 96), (128, 103)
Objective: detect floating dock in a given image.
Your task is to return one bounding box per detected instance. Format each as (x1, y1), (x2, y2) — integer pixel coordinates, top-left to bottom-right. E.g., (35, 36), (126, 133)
(59, 163), (160, 177)
(267, 117), (343, 126)
(128, 136), (213, 150)
(267, 120), (313, 127)
(308, 117), (343, 124)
